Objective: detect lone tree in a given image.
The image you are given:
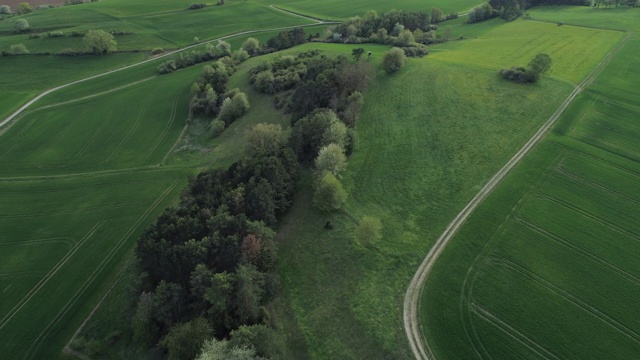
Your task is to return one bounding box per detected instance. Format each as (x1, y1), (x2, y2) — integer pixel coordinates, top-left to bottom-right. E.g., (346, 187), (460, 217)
(313, 171), (347, 212)
(83, 30), (117, 54)
(0, 5), (11, 14)
(14, 19), (30, 32)
(315, 143), (347, 176)
(382, 47), (406, 74)
(528, 53), (552, 77)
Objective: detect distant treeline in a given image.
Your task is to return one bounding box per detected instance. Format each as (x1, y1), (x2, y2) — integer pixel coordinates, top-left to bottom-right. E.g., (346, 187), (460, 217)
(469, 0), (592, 23)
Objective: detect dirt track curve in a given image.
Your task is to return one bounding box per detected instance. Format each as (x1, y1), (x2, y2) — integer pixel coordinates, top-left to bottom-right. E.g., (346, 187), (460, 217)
(403, 31), (631, 360)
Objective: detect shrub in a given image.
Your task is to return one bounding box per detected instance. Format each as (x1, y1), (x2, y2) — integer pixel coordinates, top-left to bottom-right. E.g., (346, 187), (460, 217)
(245, 123), (287, 156)
(188, 3), (205, 9)
(315, 143), (347, 176)
(70, 31), (84, 37)
(0, 5), (11, 14)
(48, 31), (64, 38)
(354, 216), (382, 245)
(56, 48), (85, 56)
(402, 44), (429, 57)
(151, 47), (164, 55)
(17, 2), (34, 14)
(241, 37), (260, 55)
(14, 19), (30, 32)
(28, 33), (41, 39)
(83, 29), (117, 54)
(209, 118), (225, 137)
(9, 43), (29, 54)
(313, 171), (347, 212)
(218, 92), (250, 125)
(382, 47), (406, 74)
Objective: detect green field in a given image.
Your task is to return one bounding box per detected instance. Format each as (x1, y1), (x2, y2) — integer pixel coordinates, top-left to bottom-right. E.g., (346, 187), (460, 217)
(422, 7), (640, 360)
(259, 0), (482, 19)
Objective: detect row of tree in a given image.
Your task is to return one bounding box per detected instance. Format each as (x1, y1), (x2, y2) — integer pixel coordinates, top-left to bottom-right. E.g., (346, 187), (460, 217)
(469, 0), (595, 23)
(323, 9), (452, 46)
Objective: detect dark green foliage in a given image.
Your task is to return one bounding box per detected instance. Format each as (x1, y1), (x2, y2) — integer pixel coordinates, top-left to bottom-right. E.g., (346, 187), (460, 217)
(332, 9), (431, 41)
(289, 109), (342, 162)
(229, 324), (286, 359)
(265, 27), (307, 52)
(189, 3), (206, 10)
(402, 44), (429, 57)
(160, 318), (213, 360)
(500, 53), (552, 83)
(352, 47), (365, 60)
(133, 148), (297, 347)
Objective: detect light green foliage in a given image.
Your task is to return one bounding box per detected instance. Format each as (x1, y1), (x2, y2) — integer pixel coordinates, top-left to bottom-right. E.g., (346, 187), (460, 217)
(244, 123), (286, 155)
(197, 338), (263, 360)
(354, 216), (382, 245)
(14, 19), (29, 32)
(218, 91), (250, 124)
(233, 49), (250, 63)
(396, 29), (415, 46)
(9, 43), (29, 54)
(322, 118), (348, 149)
(431, 7), (444, 23)
(17, 2), (33, 14)
(0, 5), (11, 14)
(313, 171), (347, 212)
(382, 47), (406, 74)
(315, 143), (347, 176)
(83, 30), (117, 54)
(160, 318), (213, 360)
(216, 40), (232, 56)
(241, 37), (260, 55)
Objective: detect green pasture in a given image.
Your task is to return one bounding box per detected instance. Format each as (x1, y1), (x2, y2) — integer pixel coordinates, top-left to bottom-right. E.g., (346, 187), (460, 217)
(254, 39), (574, 358)
(430, 18), (625, 84)
(0, 91), (33, 123)
(259, 0), (482, 19)
(422, 9), (640, 360)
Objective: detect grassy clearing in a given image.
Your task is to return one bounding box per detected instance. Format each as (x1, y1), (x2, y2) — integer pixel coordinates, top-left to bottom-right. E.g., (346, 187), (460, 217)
(430, 18), (625, 84)
(261, 39), (573, 358)
(422, 9), (640, 360)
(258, 0), (482, 19)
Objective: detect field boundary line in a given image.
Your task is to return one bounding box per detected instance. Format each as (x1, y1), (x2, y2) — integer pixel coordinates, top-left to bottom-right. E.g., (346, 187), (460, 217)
(403, 31), (631, 360)
(0, 16), (331, 132)
(24, 183), (177, 359)
(0, 220), (108, 332)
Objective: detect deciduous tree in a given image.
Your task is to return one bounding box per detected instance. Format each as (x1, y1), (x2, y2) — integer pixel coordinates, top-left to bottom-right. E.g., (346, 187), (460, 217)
(83, 30), (117, 54)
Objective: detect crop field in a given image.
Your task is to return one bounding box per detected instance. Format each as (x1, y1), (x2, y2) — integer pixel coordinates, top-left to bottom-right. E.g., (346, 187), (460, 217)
(430, 18), (625, 84)
(421, 8), (640, 360)
(0, 1), (312, 53)
(259, 0), (481, 19)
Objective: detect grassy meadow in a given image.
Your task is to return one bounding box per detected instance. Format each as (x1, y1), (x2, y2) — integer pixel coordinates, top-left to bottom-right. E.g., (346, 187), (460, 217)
(422, 7), (640, 360)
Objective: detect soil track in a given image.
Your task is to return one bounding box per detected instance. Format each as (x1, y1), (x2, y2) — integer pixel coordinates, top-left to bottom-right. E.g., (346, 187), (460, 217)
(403, 30), (631, 360)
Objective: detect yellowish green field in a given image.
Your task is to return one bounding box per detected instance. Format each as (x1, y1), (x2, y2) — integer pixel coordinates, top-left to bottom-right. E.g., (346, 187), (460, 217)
(430, 18), (625, 84)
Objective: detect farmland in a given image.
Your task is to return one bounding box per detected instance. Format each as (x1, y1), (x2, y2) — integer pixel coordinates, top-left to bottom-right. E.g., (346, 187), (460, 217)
(260, 0), (480, 20)
(421, 7), (640, 360)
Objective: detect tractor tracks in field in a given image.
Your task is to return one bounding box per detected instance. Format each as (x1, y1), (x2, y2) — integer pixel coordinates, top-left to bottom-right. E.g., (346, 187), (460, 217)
(403, 32), (632, 360)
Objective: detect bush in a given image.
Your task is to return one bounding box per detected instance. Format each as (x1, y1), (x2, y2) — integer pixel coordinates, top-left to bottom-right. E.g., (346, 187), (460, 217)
(17, 2), (34, 14)
(402, 44), (429, 57)
(315, 143), (347, 176)
(218, 92), (250, 125)
(0, 5), (11, 14)
(48, 31), (64, 38)
(56, 48), (85, 56)
(313, 171), (347, 212)
(382, 47), (406, 74)
(188, 3), (205, 10)
(14, 19), (30, 32)
(64, 0), (84, 5)
(242, 37), (260, 55)
(9, 43), (29, 55)
(209, 118), (225, 137)
(28, 33), (41, 39)
(151, 47), (164, 55)
(355, 216), (382, 245)
(245, 123), (287, 156)
(84, 29), (117, 54)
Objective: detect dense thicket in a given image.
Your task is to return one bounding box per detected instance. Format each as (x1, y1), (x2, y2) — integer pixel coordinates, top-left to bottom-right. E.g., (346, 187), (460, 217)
(133, 148), (298, 353)
(469, 0), (591, 23)
(249, 50), (373, 125)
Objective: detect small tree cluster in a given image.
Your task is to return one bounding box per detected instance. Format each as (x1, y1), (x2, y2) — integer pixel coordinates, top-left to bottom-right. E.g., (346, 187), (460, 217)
(500, 53), (552, 83)
(158, 39), (253, 75)
(467, 3), (499, 23)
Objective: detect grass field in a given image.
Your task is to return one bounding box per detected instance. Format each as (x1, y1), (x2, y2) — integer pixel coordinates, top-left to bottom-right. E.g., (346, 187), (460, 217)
(253, 33), (597, 356)
(0, 0), (313, 53)
(258, 0), (482, 19)
(421, 7), (640, 360)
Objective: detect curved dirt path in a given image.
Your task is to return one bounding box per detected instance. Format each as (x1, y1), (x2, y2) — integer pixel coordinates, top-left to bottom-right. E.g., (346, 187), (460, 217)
(403, 32), (631, 360)
(0, 15), (331, 131)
